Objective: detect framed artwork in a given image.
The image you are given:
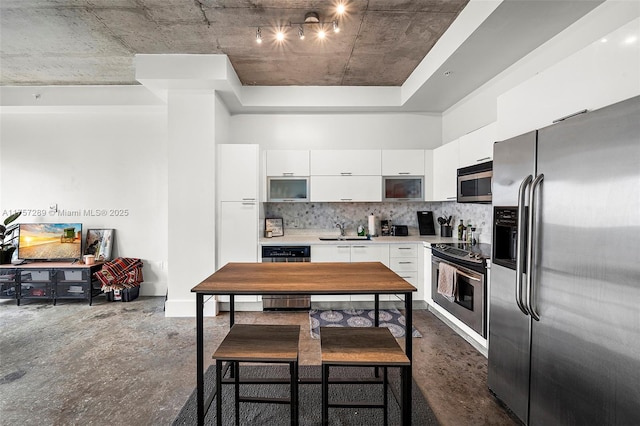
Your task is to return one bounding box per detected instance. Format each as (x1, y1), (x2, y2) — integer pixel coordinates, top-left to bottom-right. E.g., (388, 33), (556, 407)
(84, 229), (114, 261)
(265, 218), (284, 237)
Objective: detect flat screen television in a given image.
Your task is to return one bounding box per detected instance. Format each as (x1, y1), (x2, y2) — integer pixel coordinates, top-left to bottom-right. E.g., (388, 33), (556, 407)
(17, 223), (83, 261)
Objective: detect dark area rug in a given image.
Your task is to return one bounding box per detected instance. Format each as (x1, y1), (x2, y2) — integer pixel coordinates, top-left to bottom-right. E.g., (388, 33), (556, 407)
(174, 364), (439, 425)
(309, 309), (422, 339)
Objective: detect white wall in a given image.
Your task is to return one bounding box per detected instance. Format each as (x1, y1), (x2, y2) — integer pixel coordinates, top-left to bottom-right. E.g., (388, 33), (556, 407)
(164, 90), (218, 317)
(229, 113), (442, 149)
(215, 94), (231, 145)
(0, 107), (169, 296)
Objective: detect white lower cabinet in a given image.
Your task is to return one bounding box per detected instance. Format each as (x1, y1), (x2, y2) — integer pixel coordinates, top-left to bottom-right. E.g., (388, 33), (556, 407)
(310, 244), (351, 302)
(423, 243), (433, 305)
(350, 244), (390, 301)
(311, 243), (421, 303)
(389, 243), (421, 302)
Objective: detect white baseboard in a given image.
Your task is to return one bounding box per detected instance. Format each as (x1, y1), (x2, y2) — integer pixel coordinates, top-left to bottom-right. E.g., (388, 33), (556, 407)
(164, 297), (218, 317)
(427, 301), (487, 357)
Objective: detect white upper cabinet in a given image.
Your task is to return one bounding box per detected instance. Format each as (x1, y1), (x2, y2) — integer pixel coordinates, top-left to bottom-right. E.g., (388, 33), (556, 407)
(218, 144), (259, 202)
(311, 176), (382, 202)
(458, 123), (496, 168)
(381, 150), (425, 175)
(310, 150), (381, 176)
(431, 139), (459, 201)
(266, 150), (310, 176)
(424, 150), (434, 201)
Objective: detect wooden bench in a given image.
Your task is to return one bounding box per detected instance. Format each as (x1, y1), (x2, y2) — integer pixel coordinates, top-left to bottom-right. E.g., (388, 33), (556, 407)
(320, 327), (411, 426)
(213, 324), (300, 426)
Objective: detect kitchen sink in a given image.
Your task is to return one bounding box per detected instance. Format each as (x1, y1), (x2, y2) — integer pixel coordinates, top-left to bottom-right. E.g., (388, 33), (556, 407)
(318, 236), (371, 241)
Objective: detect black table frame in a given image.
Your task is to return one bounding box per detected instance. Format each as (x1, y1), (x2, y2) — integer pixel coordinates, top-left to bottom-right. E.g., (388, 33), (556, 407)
(195, 291), (413, 426)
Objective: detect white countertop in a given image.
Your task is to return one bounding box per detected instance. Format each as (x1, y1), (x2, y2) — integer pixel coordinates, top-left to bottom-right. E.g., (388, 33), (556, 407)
(259, 228), (457, 245)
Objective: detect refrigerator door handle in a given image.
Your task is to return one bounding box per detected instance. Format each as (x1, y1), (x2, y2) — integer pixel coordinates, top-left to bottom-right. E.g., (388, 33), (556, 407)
(516, 174), (533, 316)
(526, 173), (544, 321)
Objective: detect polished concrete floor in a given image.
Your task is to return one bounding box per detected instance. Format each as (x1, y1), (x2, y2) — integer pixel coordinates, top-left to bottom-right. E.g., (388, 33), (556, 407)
(0, 297), (520, 425)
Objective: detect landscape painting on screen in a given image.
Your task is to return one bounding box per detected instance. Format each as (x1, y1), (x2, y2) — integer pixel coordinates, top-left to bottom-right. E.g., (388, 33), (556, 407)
(18, 223), (82, 260)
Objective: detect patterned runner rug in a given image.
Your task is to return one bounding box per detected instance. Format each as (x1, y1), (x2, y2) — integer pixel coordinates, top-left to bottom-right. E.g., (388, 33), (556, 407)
(309, 308), (422, 339)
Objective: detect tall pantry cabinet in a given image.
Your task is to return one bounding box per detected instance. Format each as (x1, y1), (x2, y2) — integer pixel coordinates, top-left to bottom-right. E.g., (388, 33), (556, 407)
(217, 144), (259, 303)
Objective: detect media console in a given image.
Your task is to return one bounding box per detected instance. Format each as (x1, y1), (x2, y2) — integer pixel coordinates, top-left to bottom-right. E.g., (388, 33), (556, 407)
(0, 262), (104, 306)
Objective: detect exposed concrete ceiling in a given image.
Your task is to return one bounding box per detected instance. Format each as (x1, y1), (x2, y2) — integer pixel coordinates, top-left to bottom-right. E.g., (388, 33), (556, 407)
(0, 0), (604, 113)
(0, 0), (469, 87)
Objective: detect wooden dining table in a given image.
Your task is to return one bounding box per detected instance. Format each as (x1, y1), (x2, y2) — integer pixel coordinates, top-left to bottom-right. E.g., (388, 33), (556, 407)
(191, 261), (417, 425)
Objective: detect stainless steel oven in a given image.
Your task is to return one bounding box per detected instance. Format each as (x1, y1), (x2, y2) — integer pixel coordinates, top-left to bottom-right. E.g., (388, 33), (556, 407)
(431, 243), (489, 337)
(261, 246), (311, 310)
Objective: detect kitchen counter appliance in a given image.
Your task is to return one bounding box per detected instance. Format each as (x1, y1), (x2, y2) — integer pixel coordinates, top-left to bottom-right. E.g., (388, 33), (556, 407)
(488, 96), (640, 425)
(261, 246), (311, 310)
(431, 242), (490, 337)
(457, 161), (492, 203)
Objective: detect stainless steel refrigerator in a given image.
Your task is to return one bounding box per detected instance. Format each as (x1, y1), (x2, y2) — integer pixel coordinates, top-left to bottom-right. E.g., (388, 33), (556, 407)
(488, 95), (640, 425)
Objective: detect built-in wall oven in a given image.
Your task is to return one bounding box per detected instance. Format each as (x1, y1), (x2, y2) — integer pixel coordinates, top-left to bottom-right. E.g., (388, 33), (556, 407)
(261, 246), (311, 310)
(431, 243), (490, 337)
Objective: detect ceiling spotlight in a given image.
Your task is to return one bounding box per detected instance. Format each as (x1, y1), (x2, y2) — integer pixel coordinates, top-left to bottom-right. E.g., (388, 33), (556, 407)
(444, 70), (453, 77)
(252, 10), (346, 44)
(336, 3), (346, 15)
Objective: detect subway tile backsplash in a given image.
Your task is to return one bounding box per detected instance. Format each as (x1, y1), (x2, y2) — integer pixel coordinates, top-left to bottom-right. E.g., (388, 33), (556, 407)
(264, 201), (492, 243)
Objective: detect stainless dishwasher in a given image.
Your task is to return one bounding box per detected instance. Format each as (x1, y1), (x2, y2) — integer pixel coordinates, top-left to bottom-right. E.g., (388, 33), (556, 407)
(261, 246), (311, 310)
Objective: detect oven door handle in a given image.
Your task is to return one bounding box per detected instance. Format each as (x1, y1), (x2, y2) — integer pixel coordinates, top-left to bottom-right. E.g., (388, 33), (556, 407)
(516, 175), (533, 316)
(455, 269), (481, 282)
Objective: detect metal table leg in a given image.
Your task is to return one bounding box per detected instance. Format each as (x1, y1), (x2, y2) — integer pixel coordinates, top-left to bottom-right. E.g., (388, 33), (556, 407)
(196, 293), (204, 425)
(402, 292), (413, 425)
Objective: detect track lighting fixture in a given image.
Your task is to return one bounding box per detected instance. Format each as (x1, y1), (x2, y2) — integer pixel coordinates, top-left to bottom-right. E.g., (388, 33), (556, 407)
(252, 5), (346, 44)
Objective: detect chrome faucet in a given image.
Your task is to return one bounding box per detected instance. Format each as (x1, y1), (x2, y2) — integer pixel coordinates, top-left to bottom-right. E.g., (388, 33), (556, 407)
(336, 223), (346, 236)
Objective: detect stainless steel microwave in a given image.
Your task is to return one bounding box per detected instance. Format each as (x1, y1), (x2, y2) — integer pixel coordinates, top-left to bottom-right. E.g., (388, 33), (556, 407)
(457, 161), (492, 203)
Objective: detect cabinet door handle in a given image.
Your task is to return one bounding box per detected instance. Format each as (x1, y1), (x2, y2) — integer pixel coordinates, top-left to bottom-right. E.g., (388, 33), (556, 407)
(446, 196), (457, 200)
(398, 247), (412, 250)
(340, 198), (352, 201)
(241, 202), (255, 206)
(242, 198), (256, 201)
(476, 157), (491, 162)
(337, 245), (350, 248)
(352, 245), (366, 248)
(283, 199), (296, 202)
(398, 261), (413, 264)
(340, 172), (352, 175)
(398, 172), (411, 175)
(282, 172), (294, 176)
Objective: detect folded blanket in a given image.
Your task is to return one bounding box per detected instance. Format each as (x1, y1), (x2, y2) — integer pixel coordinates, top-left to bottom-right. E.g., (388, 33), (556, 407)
(95, 257), (144, 291)
(437, 262), (457, 300)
